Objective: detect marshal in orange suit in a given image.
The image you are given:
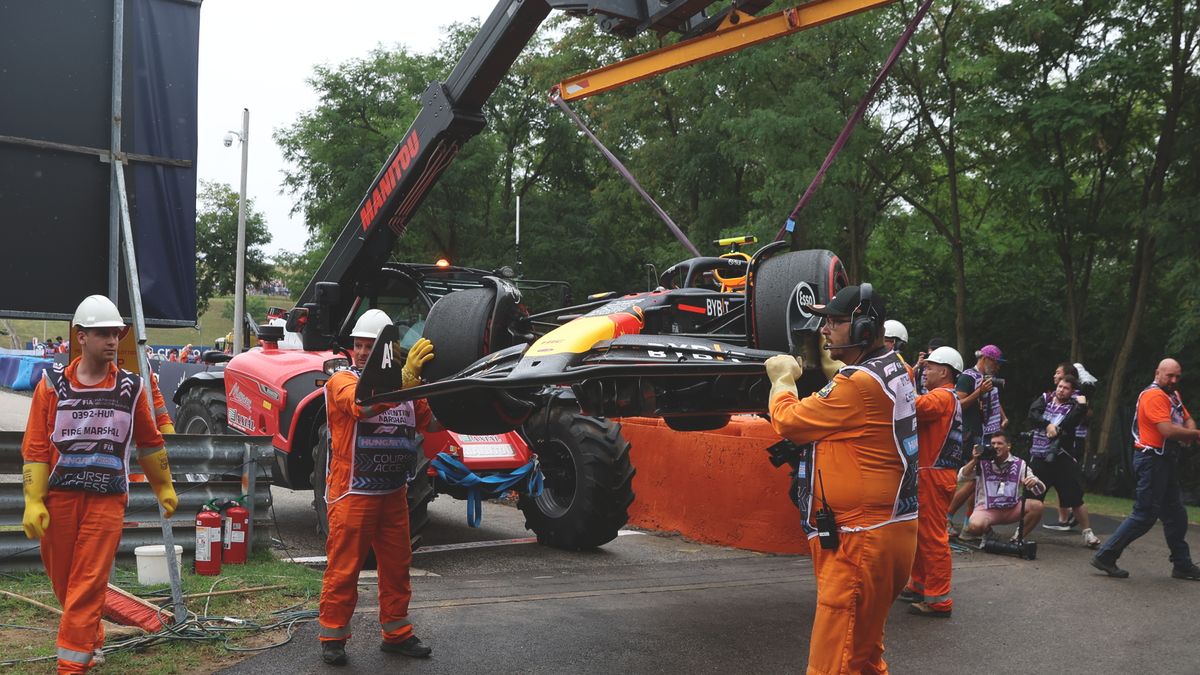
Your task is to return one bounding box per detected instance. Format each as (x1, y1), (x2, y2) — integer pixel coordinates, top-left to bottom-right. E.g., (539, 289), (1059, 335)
(22, 296), (177, 674)
(901, 346), (966, 618)
(766, 285), (918, 675)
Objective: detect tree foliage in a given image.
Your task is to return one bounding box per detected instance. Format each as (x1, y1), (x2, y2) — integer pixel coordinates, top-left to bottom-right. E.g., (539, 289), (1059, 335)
(195, 181), (273, 315)
(273, 1), (1200, 494)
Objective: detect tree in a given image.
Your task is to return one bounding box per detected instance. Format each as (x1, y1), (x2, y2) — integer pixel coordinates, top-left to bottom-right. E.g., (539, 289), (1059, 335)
(195, 180), (273, 314)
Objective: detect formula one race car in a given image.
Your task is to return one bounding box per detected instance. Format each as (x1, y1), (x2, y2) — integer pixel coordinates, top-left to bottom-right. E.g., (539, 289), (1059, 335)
(357, 240), (848, 435)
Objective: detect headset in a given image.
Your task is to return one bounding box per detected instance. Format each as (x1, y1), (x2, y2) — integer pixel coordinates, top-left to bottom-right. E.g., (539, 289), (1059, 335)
(826, 282), (881, 350)
(851, 282), (879, 346)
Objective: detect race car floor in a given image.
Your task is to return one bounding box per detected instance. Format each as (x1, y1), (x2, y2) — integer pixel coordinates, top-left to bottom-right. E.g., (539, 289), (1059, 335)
(223, 492), (1198, 675)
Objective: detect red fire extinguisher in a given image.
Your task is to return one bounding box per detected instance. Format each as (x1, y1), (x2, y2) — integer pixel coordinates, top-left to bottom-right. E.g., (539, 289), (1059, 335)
(195, 505), (222, 576)
(223, 498), (249, 565)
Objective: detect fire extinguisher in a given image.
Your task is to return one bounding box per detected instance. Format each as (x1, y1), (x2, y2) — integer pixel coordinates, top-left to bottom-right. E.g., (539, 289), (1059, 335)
(223, 497), (249, 565)
(195, 504), (222, 576)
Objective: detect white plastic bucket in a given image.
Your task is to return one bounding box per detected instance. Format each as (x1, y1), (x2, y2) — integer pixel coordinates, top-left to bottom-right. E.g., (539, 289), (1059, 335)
(134, 545), (183, 586)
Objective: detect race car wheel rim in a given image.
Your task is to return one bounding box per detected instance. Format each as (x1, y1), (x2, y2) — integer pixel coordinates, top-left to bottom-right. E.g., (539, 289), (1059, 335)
(535, 439), (577, 518)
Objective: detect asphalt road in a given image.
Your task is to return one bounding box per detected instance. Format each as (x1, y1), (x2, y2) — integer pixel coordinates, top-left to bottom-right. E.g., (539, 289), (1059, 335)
(3, 389), (1197, 673)
(233, 486), (1200, 675)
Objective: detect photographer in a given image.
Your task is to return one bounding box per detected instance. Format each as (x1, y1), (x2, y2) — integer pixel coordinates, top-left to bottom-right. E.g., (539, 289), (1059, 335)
(958, 432), (1045, 541)
(946, 345), (1008, 535)
(1030, 375), (1100, 547)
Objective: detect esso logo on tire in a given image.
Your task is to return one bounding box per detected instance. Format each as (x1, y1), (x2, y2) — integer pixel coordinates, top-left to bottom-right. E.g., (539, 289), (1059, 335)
(794, 282), (816, 318)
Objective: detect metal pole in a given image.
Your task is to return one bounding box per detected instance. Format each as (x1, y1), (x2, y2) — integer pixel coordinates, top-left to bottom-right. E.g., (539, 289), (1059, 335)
(114, 165), (188, 624)
(242, 442), (256, 552)
(232, 108), (249, 355)
(107, 0), (124, 300)
(515, 195), (521, 278)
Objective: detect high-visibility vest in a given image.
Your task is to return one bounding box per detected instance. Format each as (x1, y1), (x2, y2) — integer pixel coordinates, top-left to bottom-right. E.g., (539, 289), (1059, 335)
(45, 363), (143, 495)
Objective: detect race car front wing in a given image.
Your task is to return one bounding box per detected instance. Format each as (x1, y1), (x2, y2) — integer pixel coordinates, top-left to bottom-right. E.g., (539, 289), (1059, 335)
(356, 326), (780, 419)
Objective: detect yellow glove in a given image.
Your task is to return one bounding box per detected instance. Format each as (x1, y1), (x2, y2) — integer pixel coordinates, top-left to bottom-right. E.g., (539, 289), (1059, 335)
(159, 422), (176, 435)
(137, 448), (178, 518)
(765, 354), (803, 403)
(22, 463), (50, 540)
(402, 337), (435, 389)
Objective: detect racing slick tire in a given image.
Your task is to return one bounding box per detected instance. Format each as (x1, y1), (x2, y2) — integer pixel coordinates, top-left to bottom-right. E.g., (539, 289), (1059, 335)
(421, 287), (532, 434)
(311, 423), (433, 556)
(518, 405), (635, 550)
(176, 385), (231, 435)
(751, 249), (845, 353)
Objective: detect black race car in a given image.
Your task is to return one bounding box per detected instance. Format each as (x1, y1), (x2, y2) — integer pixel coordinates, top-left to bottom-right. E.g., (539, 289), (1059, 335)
(357, 241), (848, 435)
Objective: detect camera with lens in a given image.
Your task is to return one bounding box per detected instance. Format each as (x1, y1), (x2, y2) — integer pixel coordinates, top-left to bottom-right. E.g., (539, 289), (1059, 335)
(982, 536), (1037, 560)
(975, 442), (996, 462)
(985, 376), (1005, 389)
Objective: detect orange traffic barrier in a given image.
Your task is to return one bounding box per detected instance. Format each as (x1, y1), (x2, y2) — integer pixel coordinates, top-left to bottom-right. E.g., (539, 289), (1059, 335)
(620, 416), (809, 554)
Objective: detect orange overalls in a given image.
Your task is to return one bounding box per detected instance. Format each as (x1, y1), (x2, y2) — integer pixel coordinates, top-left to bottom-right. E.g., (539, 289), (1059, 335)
(906, 385), (962, 611)
(22, 359), (164, 674)
(770, 354), (918, 675)
(318, 369), (432, 646)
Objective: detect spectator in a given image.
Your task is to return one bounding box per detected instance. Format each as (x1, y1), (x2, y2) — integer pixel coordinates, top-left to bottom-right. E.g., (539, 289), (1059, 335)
(1029, 375), (1101, 548)
(958, 431), (1045, 541)
(1091, 358), (1200, 580)
(167, 349), (179, 362)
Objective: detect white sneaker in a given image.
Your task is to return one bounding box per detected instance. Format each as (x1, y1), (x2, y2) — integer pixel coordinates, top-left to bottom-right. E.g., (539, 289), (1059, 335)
(1083, 528), (1101, 549)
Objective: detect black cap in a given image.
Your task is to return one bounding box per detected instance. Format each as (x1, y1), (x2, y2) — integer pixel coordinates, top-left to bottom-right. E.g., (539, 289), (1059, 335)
(805, 284), (886, 320)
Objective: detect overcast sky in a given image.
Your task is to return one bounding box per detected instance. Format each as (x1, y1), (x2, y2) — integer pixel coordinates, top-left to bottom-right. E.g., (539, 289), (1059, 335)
(196, 0), (500, 256)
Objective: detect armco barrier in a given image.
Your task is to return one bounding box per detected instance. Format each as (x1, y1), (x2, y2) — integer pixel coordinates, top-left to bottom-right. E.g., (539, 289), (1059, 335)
(0, 433), (273, 571)
(621, 416), (809, 554)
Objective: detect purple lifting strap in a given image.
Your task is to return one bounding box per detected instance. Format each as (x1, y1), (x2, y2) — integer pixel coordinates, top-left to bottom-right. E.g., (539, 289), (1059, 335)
(775, 0), (937, 242)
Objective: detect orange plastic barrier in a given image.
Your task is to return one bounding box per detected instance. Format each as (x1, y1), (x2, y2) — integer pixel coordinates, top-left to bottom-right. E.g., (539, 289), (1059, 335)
(620, 416), (809, 554)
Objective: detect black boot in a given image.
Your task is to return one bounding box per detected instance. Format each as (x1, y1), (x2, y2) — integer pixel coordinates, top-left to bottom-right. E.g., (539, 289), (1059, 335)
(1171, 563), (1200, 580)
(381, 635), (432, 658)
(321, 640), (348, 666)
(1090, 554), (1129, 578)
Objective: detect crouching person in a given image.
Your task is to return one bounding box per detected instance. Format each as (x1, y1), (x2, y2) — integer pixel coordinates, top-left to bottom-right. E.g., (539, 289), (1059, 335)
(959, 432), (1045, 541)
(318, 310), (438, 665)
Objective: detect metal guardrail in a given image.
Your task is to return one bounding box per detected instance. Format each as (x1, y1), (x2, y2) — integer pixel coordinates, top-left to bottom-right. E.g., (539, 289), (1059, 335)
(0, 433), (273, 571)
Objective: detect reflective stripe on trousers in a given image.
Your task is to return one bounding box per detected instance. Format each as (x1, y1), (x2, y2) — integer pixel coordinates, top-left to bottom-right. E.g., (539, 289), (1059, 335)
(318, 489), (414, 642)
(908, 469), (956, 610)
(807, 519), (917, 675)
(41, 491), (127, 674)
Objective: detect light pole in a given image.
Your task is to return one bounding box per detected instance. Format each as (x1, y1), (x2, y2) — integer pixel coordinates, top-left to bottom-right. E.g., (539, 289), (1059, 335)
(224, 108), (250, 354)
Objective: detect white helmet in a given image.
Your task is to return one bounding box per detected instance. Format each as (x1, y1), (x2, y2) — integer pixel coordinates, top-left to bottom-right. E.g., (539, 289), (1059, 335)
(72, 295), (125, 329)
(925, 346), (964, 373)
(349, 309), (392, 339)
(883, 319), (908, 343)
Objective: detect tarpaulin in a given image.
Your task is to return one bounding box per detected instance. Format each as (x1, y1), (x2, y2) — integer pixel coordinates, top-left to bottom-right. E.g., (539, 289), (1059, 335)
(0, 0), (200, 326)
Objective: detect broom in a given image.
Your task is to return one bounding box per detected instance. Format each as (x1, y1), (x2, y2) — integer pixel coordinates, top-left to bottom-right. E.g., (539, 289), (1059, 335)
(103, 584), (172, 632)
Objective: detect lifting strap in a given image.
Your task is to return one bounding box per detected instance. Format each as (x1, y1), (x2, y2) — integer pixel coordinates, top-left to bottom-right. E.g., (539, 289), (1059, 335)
(550, 93), (702, 258)
(431, 453), (544, 528)
(776, 0), (936, 241)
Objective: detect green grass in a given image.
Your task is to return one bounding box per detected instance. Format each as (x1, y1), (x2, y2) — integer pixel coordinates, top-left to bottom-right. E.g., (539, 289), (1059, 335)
(1076, 492), (1200, 525)
(0, 548), (323, 674)
(0, 296), (283, 352)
